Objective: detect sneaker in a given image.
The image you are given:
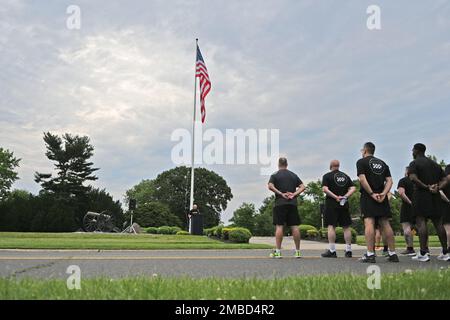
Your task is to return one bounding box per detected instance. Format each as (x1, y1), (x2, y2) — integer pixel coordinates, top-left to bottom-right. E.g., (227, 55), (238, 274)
(400, 248), (416, 256)
(321, 250), (337, 258)
(412, 252), (430, 262)
(387, 253), (399, 262)
(359, 253), (376, 263)
(345, 251), (352, 258)
(437, 253), (449, 261)
(294, 251), (301, 259)
(270, 251), (282, 259)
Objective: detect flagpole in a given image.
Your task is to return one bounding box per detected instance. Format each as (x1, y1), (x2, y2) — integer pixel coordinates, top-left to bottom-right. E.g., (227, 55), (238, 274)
(189, 39), (198, 231)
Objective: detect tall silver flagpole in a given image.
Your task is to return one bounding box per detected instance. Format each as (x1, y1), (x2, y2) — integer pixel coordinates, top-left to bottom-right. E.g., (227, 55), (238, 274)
(189, 39), (198, 232)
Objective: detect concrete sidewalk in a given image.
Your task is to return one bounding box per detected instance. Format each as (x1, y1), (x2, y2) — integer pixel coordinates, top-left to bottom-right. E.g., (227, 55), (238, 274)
(250, 236), (367, 250)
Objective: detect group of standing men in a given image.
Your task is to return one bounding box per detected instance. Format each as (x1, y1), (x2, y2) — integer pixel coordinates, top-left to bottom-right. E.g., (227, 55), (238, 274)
(268, 142), (450, 263)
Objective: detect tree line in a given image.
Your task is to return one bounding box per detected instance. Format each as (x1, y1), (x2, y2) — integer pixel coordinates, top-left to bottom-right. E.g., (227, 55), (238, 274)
(0, 133), (233, 231)
(0, 132), (446, 234)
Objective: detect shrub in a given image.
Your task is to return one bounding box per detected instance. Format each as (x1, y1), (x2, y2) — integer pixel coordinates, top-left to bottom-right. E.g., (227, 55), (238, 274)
(204, 226), (217, 237)
(335, 227), (357, 244)
(169, 226), (182, 234)
(157, 226), (172, 234)
(132, 202), (181, 228)
(176, 231), (190, 236)
(228, 227), (252, 243)
(306, 229), (319, 239)
(299, 224), (318, 239)
(222, 227), (233, 240)
(215, 225), (224, 238)
(319, 228), (328, 239)
(146, 227), (158, 234)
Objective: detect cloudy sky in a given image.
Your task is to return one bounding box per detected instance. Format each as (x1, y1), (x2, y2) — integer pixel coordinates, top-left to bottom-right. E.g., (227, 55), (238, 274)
(1, 0), (449, 222)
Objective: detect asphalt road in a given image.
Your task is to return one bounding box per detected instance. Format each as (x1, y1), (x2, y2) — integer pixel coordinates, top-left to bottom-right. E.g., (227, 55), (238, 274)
(1, 249), (449, 279)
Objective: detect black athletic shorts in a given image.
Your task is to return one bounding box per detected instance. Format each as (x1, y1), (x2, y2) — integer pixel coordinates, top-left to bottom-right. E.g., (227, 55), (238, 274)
(412, 190), (443, 219)
(360, 193), (391, 218)
(324, 204), (352, 227)
(400, 203), (415, 224)
(273, 205), (301, 226)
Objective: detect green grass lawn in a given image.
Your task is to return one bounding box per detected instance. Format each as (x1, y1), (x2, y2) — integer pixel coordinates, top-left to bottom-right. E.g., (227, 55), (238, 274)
(356, 235), (442, 248)
(2, 269), (450, 299)
(0, 232), (271, 250)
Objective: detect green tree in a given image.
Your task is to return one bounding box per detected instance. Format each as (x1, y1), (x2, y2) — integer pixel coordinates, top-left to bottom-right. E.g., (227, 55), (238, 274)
(126, 166), (233, 228)
(132, 201), (181, 228)
(0, 189), (33, 231)
(253, 196), (274, 236)
(304, 180), (325, 203)
(125, 179), (156, 205)
(230, 203), (256, 233)
(34, 132), (99, 197)
(0, 148), (20, 200)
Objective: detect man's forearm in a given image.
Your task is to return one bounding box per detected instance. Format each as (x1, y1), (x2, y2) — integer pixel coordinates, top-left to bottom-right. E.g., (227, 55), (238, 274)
(439, 176), (450, 190)
(359, 176), (373, 195)
(293, 185), (305, 197)
(323, 187), (338, 200)
(382, 179), (393, 196)
(344, 187), (356, 198)
(268, 184), (283, 196)
(399, 191), (412, 204)
(410, 174), (428, 190)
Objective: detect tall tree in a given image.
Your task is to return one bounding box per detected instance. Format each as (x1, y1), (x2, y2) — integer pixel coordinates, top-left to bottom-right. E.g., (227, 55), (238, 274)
(126, 166), (233, 228)
(230, 203), (256, 233)
(34, 132), (98, 197)
(0, 148), (20, 200)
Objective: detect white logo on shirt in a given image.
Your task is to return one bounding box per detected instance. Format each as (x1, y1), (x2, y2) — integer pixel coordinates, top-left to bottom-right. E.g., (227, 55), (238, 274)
(334, 172), (347, 187)
(369, 158), (385, 175)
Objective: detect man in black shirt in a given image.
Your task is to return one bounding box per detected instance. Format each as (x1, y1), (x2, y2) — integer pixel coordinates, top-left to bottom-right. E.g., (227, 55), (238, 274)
(356, 142), (398, 263)
(268, 157), (305, 259)
(409, 143), (447, 262)
(397, 167), (415, 256)
(321, 160), (356, 258)
(438, 164), (450, 261)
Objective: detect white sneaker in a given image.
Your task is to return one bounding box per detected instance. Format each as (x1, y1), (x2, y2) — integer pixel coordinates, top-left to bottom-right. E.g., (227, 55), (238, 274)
(437, 253), (449, 261)
(412, 252), (430, 262)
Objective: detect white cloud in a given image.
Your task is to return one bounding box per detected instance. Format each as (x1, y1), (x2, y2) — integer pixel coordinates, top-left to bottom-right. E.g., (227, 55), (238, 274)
(1, 1), (449, 223)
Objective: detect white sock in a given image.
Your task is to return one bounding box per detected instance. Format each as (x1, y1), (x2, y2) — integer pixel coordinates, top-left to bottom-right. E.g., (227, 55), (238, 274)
(275, 249), (281, 253)
(388, 250), (396, 256)
(329, 243), (336, 252)
(345, 244), (352, 252)
(367, 251), (375, 256)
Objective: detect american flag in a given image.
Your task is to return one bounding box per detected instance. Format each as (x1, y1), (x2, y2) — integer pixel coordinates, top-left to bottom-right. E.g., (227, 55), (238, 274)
(196, 44), (211, 123)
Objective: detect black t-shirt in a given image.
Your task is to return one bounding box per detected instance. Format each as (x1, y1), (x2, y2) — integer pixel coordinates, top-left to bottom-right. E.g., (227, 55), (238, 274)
(356, 156), (392, 195)
(322, 170), (354, 201)
(408, 156), (444, 190)
(269, 169), (303, 207)
(397, 176), (414, 204)
(443, 165), (450, 199)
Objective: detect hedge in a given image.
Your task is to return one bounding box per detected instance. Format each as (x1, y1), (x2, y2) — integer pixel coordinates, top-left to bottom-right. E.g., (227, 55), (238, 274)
(205, 226), (253, 243)
(228, 228), (252, 243)
(156, 226), (171, 234)
(176, 231), (190, 236)
(320, 226), (357, 243)
(146, 227), (158, 234)
(204, 226), (217, 237)
(298, 225), (318, 239)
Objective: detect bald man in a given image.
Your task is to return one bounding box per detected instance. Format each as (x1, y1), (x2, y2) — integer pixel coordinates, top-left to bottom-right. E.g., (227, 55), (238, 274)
(321, 160), (356, 258)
